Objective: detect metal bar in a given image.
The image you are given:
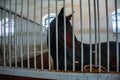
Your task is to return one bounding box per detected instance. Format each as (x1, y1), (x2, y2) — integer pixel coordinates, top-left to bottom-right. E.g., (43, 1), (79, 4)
(33, 0), (37, 69)
(16, 14), (19, 68)
(93, 0), (98, 67)
(0, 9), (2, 45)
(97, 0), (101, 72)
(0, 5), (43, 28)
(0, 9), (2, 65)
(48, 0), (51, 70)
(0, 67), (120, 80)
(88, 0), (92, 72)
(105, 0), (110, 72)
(79, 0), (83, 72)
(114, 0), (119, 72)
(27, 0), (30, 69)
(6, 12), (8, 65)
(14, 0), (18, 68)
(0, 9), (3, 48)
(3, 0), (6, 67)
(20, 0), (23, 68)
(48, 0), (51, 71)
(8, 0), (12, 67)
(71, 0), (75, 71)
(63, 0), (67, 71)
(0, 9), (1, 45)
(40, 0), (44, 70)
(55, 0), (59, 71)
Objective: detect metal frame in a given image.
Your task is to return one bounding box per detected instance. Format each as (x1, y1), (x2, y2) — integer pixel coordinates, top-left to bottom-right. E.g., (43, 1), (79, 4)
(0, 67), (120, 80)
(0, 0), (120, 79)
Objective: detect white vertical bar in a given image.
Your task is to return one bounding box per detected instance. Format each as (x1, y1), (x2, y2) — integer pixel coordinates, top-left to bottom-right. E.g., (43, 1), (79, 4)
(33, 0), (37, 69)
(3, 0), (6, 67)
(0, 9), (2, 45)
(93, 0), (98, 68)
(71, 0), (75, 71)
(97, 0), (101, 72)
(0, 9), (1, 45)
(14, 0), (18, 68)
(105, 0), (110, 72)
(55, 0), (59, 71)
(63, 0), (67, 71)
(40, 0), (44, 70)
(0, 9), (1, 49)
(27, 0), (30, 69)
(47, 0), (51, 71)
(48, 0), (51, 70)
(0, 9), (4, 66)
(20, 0), (23, 68)
(8, 0), (12, 67)
(114, 0), (119, 72)
(88, 0), (92, 72)
(16, 15), (19, 67)
(79, 0), (83, 72)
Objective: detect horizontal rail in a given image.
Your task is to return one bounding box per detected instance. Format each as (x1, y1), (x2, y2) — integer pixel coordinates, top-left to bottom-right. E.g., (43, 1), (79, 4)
(0, 5), (43, 28)
(0, 67), (120, 80)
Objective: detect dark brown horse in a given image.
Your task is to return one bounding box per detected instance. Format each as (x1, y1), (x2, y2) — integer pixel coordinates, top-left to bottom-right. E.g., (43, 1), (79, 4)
(48, 7), (120, 71)
(47, 7), (81, 70)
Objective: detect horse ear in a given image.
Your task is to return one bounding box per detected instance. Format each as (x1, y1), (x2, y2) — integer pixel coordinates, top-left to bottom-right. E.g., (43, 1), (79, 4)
(67, 14), (72, 20)
(58, 7), (64, 16)
(67, 11), (75, 20)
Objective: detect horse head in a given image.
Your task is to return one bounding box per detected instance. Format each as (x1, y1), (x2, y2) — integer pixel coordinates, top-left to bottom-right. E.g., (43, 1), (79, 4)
(47, 7), (81, 70)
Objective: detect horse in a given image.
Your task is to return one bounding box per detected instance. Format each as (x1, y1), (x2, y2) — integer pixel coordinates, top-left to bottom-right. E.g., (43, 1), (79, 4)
(47, 7), (81, 70)
(83, 42), (120, 71)
(12, 52), (54, 70)
(48, 7), (120, 71)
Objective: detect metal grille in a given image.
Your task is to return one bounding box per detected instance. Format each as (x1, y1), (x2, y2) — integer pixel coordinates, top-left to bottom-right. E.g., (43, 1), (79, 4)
(0, 0), (120, 79)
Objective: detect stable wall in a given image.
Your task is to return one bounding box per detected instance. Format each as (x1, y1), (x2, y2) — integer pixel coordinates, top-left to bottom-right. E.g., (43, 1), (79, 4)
(0, 0), (120, 45)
